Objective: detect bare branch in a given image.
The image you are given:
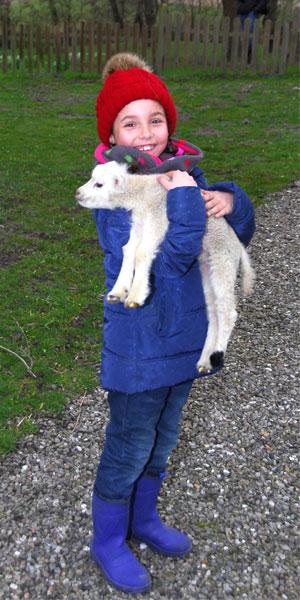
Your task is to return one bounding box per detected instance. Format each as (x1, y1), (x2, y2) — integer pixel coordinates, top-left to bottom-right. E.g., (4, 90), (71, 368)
(0, 344), (37, 378)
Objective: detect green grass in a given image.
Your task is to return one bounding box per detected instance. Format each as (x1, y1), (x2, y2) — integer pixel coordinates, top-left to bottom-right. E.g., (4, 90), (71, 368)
(0, 68), (299, 453)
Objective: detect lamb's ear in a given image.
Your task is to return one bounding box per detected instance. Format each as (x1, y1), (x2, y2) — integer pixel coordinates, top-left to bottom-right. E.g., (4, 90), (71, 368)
(113, 174), (127, 192)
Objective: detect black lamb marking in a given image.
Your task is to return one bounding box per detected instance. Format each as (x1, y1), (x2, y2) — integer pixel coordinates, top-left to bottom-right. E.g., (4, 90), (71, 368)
(210, 351), (224, 368)
(127, 162), (142, 174)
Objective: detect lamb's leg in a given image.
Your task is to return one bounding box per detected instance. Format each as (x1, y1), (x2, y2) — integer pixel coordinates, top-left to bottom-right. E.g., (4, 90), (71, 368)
(207, 262), (238, 368)
(107, 226), (139, 304)
(124, 216), (161, 308)
(214, 293), (237, 358)
(124, 241), (155, 308)
(197, 261), (219, 372)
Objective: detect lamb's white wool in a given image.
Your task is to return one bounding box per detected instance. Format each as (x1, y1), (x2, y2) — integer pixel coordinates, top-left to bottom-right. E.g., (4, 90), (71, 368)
(76, 161), (255, 372)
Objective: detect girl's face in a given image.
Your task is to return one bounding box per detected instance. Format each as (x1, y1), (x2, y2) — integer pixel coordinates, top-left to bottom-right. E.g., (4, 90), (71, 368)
(110, 99), (169, 157)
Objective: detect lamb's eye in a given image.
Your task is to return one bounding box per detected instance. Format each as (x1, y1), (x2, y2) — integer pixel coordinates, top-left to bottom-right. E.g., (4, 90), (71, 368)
(94, 183), (103, 188)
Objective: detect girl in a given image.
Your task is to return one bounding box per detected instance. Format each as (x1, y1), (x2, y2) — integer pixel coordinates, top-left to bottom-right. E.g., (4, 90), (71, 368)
(90, 53), (255, 594)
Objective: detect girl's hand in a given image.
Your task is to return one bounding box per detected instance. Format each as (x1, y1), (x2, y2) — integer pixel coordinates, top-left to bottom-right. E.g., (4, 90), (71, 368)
(200, 189), (234, 218)
(157, 170), (198, 191)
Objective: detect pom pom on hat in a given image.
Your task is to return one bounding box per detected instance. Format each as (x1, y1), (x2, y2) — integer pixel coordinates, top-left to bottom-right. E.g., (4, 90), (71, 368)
(96, 52), (177, 145)
(101, 52), (152, 82)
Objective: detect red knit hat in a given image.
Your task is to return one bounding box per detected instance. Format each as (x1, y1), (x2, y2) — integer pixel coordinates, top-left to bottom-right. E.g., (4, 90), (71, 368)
(96, 53), (177, 145)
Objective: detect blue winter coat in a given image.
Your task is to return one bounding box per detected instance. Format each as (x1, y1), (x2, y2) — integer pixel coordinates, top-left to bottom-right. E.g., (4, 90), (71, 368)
(93, 166), (255, 393)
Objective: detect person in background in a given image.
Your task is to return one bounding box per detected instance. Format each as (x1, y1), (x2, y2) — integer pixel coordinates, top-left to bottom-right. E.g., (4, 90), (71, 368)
(238, 0), (269, 57)
(238, 0), (269, 31)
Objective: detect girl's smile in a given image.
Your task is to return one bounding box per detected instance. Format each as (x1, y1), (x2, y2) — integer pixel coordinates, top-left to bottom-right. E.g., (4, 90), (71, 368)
(109, 99), (169, 157)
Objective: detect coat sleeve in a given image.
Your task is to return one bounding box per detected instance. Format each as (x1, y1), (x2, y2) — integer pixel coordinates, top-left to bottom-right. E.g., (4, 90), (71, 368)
(204, 181), (255, 246)
(152, 182), (207, 278)
(185, 167), (255, 246)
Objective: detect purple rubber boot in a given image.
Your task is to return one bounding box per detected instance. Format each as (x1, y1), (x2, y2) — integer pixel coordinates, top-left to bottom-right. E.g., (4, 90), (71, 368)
(130, 473), (192, 557)
(90, 493), (151, 593)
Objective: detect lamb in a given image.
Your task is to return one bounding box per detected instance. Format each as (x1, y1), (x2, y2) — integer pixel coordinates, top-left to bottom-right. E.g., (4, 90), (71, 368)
(76, 161), (255, 373)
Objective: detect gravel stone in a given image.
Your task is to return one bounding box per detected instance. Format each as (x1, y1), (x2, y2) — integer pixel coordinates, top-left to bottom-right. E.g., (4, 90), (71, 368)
(0, 185), (299, 599)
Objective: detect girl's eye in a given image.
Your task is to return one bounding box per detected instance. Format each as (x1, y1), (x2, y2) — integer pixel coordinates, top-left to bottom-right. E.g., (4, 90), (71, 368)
(152, 119), (163, 124)
(124, 122), (135, 128)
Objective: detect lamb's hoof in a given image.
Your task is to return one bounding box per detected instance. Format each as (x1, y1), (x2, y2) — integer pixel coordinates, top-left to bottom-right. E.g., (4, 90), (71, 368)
(125, 301), (140, 309)
(107, 294), (120, 304)
(198, 365), (211, 374)
(210, 351), (224, 368)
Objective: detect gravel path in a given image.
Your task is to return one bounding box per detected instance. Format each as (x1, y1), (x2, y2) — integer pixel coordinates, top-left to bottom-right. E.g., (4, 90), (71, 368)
(1, 185), (299, 600)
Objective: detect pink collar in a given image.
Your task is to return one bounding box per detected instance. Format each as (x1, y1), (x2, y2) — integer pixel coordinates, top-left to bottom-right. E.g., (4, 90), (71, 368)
(94, 138), (203, 174)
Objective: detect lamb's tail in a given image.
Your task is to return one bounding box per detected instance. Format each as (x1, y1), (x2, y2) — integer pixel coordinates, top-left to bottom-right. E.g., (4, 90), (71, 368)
(240, 245), (255, 296)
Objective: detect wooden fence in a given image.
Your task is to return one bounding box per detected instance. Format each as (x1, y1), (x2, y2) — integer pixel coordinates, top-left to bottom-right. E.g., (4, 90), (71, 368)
(0, 12), (299, 76)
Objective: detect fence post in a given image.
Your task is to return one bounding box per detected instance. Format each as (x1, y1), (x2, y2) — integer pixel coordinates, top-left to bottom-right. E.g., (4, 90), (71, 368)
(141, 23), (148, 62)
(240, 17), (250, 72)
(156, 12), (165, 73)
(115, 22), (120, 53)
(55, 24), (61, 72)
(96, 22), (102, 73)
(123, 22), (129, 51)
(288, 8), (300, 66)
(202, 18), (210, 70)
(174, 13), (181, 69)
(2, 16), (8, 73)
(192, 14), (201, 69)
(230, 17), (240, 71)
(132, 22), (139, 53)
(211, 17), (221, 72)
(27, 25), (33, 73)
(151, 25), (157, 69)
(71, 22), (77, 71)
(249, 18), (260, 73)
(271, 18), (281, 73)
(36, 25), (42, 72)
(261, 18), (272, 73)
(164, 14), (173, 69)
(88, 21), (94, 71)
(19, 24), (24, 70)
(279, 21), (290, 74)
(221, 16), (230, 74)
(80, 21), (85, 73)
(183, 15), (191, 67)
(11, 23), (17, 71)
(105, 22), (112, 62)
(45, 26), (51, 72)
(64, 21), (69, 71)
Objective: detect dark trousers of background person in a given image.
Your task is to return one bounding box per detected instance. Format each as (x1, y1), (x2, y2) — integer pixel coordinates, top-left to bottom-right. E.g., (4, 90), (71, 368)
(240, 11), (260, 59)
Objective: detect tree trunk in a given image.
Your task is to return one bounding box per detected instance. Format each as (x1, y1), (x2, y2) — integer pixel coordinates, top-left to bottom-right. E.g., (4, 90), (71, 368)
(143, 0), (159, 29)
(108, 0), (124, 26)
(222, 0), (238, 22)
(268, 0), (278, 22)
(134, 0), (144, 27)
(48, 0), (59, 25)
(0, 0), (11, 11)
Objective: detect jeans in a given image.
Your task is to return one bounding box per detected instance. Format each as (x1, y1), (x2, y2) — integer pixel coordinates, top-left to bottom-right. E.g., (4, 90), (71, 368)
(240, 12), (258, 35)
(240, 12), (259, 57)
(94, 381), (192, 503)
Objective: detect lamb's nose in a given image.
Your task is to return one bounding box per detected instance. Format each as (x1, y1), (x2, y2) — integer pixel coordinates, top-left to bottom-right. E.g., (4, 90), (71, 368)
(75, 190), (81, 201)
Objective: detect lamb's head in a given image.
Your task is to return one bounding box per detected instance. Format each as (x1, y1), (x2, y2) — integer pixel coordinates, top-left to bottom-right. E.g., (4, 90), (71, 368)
(76, 161), (129, 209)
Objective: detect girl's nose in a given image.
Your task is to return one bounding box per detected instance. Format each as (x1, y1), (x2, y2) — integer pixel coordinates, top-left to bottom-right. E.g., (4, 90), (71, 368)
(139, 125), (152, 139)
